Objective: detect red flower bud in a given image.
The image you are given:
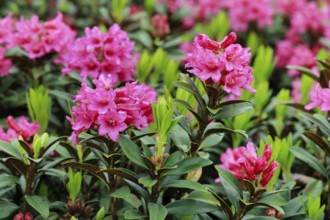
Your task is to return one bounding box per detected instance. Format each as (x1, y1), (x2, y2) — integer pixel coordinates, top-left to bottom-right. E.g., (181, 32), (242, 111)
(13, 213), (24, 220)
(25, 212), (34, 220)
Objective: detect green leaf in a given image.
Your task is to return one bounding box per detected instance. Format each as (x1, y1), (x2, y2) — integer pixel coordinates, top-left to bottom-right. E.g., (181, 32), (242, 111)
(215, 166), (243, 210)
(124, 209), (147, 219)
(166, 199), (217, 215)
(25, 195), (49, 219)
(290, 147), (329, 180)
(148, 203), (167, 220)
(95, 207), (105, 220)
(160, 180), (207, 192)
(0, 200), (19, 219)
(118, 135), (149, 170)
(303, 131), (330, 156)
(110, 186), (131, 198)
(165, 157), (212, 176)
(138, 177), (157, 188)
(0, 141), (22, 159)
(0, 174), (19, 188)
(256, 194), (287, 214)
(213, 100), (254, 119)
(100, 168), (138, 183)
(286, 65), (319, 81)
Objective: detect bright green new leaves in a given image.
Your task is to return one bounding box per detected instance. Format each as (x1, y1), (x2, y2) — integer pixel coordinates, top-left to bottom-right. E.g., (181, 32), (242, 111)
(137, 48), (179, 91)
(193, 11), (229, 41)
(33, 133), (49, 159)
(66, 168), (82, 202)
(252, 45), (275, 84)
(302, 195), (325, 220)
(26, 85), (51, 134)
(275, 89), (291, 134)
(111, 0), (128, 23)
(152, 96), (182, 157)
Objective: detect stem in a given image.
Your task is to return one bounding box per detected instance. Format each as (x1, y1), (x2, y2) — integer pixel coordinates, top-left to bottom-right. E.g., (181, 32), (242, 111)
(22, 163), (36, 212)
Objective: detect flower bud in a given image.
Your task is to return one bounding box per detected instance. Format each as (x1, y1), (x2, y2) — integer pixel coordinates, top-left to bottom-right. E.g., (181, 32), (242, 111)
(13, 213), (24, 220)
(25, 212), (34, 220)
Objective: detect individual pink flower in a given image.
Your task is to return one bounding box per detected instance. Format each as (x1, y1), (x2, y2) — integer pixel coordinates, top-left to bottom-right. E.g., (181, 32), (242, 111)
(185, 32), (254, 98)
(97, 110), (127, 141)
(305, 82), (330, 112)
(216, 142), (279, 187)
(59, 24), (136, 82)
(6, 116), (40, 139)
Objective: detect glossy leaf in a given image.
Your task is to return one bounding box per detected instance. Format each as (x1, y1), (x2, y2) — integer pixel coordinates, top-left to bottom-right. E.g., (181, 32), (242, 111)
(166, 199), (217, 215)
(0, 200), (19, 219)
(25, 195), (50, 219)
(212, 100), (254, 119)
(165, 157), (212, 176)
(290, 147), (329, 180)
(118, 135), (149, 170)
(148, 203), (167, 220)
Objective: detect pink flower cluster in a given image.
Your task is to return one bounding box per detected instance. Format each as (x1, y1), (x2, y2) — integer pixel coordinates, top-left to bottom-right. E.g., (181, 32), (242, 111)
(59, 24), (137, 82)
(0, 13), (15, 76)
(1, 13), (75, 59)
(0, 47), (12, 76)
(151, 14), (170, 38)
(276, 40), (318, 77)
(276, 0), (330, 36)
(305, 82), (330, 112)
(216, 142), (279, 187)
(68, 75), (157, 143)
(0, 116), (40, 142)
(224, 0), (274, 31)
(185, 33), (255, 97)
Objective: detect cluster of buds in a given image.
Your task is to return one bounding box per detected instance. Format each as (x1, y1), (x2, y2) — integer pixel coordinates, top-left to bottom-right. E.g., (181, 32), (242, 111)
(63, 198), (93, 220)
(13, 212), (33, 220)
(216, 142), (279, 188)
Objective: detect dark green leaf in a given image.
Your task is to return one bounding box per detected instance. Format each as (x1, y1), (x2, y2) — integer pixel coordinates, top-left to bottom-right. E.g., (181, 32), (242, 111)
(160, 180), (207, 191)
(165, 157), (212, 176)
(290, 147), (329, 180)
(256, 194), (287, 214)
(148, 203), (167, 220)
(215, 166), (243, 210)
(25, 195), (49, 219)
(118, 135), (149, 170)
(64, 162), (107, 182)
(124, 209), (147, 219)
(213, 100), (254, 119)
(0, 200), (19, 219)
(286, 65), (319, 81)
(303, 131), (330, 156)
(0, 141), (22, 159)
(166, 199), (217, 215)
(18, 140), (33, 157)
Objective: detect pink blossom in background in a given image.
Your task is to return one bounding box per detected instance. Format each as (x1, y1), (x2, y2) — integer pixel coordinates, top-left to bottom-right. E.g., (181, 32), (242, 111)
(275, 40), (317, 76)
(59, 24), (137, 82)
(68, 75), (157, 143)
(0, 116), (39, 142)
(185, 32), (254, 97)
(12, 13), (75, 59)
(216, 142), (279, 187)
(291, 77), (302, 102)
(224, 0), (274, 31)
(151, 14), (170, 38)
(305, 82), (330, 112)
(275, 0), (307, 15)
(0, 13), (15, 47)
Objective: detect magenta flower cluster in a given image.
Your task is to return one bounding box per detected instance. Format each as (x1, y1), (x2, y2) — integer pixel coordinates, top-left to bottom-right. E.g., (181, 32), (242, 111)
(223, 0), (274, 31)
(305, 83), (330, 112)
(67, 75), (157, 143)
(59, 24), (137, 82)
(216, 142), (279, 187)
(185, 33), (255, 97)
(0, 116), (40, 142)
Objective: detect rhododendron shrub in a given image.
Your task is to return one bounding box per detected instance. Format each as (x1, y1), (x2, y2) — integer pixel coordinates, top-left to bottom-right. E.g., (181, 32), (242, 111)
(59, 24), (137, 81)
(67, 75), (156, 143)
(1, 1), (330, 219)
